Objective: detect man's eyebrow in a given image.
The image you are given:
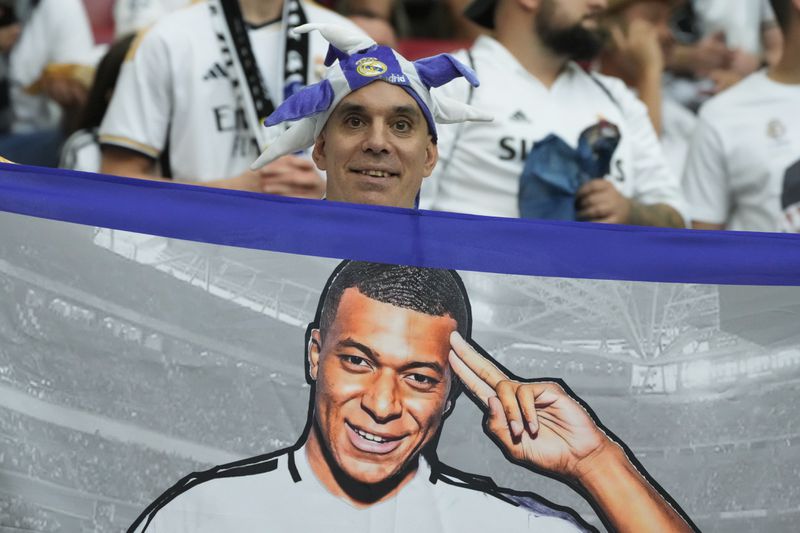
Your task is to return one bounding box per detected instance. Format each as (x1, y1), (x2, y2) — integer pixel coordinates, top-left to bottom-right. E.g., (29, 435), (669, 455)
(392, 105), (421, 119)
(336, 338), (444, 375)
(401, 361), (444, 375)
(336, 338), (376, 358)
(334, 103), (366, 116)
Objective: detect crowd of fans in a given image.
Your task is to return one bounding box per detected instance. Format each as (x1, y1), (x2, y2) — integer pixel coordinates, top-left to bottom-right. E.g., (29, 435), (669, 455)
(0, 496), (63, 532)
(0, 408), (201, 505)
(0, 0), (797, 232)
(0, 289), (303, 455)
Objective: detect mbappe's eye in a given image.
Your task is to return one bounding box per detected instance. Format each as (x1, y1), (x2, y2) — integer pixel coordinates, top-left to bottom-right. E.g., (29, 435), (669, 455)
(406, 373), (439, 390)
(341, 354), (370, 368)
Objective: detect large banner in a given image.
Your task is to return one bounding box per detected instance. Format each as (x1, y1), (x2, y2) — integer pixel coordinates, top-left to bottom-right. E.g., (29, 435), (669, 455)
(1, 164), (800, 532)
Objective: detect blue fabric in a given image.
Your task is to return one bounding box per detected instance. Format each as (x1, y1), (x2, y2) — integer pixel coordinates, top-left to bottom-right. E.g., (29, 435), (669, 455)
(1, 163), (800, 286)
(265, 80), (335, 127)
(414, 54), (480, 89)
(519, 122), (620, 220)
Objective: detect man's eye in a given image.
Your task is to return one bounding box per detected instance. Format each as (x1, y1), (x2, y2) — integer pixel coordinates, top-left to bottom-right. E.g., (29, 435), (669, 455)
(406, 373), (438, 388)
(393, 120), (411, 132)
(346, 116), (363, 128)
(341, 355), (369, 368)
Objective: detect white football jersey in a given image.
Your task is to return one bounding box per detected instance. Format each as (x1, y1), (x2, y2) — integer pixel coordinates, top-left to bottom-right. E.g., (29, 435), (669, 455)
(683, 70), (800, 232)
(661, 97), (697, 179)
(99, 1), (359, 183)
(9, 0), (95, 132)
(131, 445), (587, 533)
(421, 36), (686, 222)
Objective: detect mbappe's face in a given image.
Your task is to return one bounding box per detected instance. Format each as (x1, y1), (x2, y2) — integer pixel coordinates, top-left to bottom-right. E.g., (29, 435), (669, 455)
(307, 288), (455, 486)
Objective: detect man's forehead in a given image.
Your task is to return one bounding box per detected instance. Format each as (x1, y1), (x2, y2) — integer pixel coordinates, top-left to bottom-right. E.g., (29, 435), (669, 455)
(331, 81), (424, 119)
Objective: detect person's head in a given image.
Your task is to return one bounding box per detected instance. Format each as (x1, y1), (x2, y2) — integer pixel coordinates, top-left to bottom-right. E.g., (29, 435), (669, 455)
(603, 0), (675, 57)
(251, 24), (492, 208)
(307, 261), (470, 486)
(467, 0), (608, 61)
(311, 81), (437, 208)
(770, 0), (799, 35)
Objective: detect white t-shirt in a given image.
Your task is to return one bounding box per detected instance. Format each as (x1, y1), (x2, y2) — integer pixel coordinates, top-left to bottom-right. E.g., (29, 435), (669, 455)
(113, 0), (192, 39)
(8, 0), (95, 132)
(99, 1), (358, 183)
(661, 97), (697, 179)
(683, 70), (800, 232)
(132, 445), (587, 533)
(421, 36), (686, 222)
(691, 0), (775, 55)
(60, 128), (101, 173)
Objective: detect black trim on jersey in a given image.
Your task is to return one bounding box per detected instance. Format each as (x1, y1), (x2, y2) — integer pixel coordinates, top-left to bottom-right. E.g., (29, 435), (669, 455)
(428, 461), (598, 532)
(288, 447), (302, 482)
(128, 446), (295, 533)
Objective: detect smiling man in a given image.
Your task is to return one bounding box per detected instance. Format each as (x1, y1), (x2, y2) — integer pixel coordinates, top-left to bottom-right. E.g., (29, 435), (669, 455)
(249, 23), (492, 208)
(311, 81), (438, 208)
(130, 261), (695, 532)
(421, 0), (687, 227)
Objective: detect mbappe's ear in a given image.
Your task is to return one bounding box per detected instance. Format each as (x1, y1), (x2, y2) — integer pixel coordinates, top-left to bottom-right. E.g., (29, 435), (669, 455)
(308, 329), (322, 382)
(414, 54), (480, 89)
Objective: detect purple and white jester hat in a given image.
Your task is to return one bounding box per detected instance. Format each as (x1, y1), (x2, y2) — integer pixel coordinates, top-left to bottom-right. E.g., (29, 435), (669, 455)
(251, 23), (492, 170)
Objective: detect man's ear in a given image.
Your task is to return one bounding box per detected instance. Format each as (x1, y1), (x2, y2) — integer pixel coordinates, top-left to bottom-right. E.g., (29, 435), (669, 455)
(311, 133), (327, 172)
(422, 138), (438, 178)
(308, 329), (322, 381)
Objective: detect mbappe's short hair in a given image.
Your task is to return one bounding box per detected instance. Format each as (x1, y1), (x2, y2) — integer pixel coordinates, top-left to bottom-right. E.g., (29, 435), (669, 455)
(316, 261), (471, 401)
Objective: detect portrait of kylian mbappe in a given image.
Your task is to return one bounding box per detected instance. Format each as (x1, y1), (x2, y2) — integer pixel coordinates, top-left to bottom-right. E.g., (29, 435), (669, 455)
(129, 261), (696, 533)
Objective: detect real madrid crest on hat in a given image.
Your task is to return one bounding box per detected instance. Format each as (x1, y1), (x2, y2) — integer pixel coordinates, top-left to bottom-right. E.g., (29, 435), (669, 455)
(251, 23), (493, 170)
(356, 58), (387, 77)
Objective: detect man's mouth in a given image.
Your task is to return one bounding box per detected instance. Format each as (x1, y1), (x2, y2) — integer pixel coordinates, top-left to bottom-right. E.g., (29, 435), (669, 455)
(352, 168), (399, 178)
(345, 422), (405, 454)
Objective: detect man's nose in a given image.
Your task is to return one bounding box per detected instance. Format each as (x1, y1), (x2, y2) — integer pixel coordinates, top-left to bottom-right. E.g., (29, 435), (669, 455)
(361, 370), (402, 422)
(362, 122), (391, 154)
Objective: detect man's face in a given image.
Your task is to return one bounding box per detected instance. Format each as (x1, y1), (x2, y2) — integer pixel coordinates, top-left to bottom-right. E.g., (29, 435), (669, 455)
(536, 0), (609, 61)
(312, 81), (438, 209)
(308, 288), (455, 486)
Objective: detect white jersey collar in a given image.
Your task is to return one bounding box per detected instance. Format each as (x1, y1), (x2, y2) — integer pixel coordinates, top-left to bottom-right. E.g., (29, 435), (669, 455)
(291, 442), (434, 508)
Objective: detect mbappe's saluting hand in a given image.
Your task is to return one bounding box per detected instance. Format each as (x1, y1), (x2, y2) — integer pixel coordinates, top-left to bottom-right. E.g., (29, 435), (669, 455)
(448, 331), (612, 481)
(448, 331), (696, 533)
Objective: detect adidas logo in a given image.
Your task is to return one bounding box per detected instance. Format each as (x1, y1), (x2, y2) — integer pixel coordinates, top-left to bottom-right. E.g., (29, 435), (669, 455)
(510, 110), (530, 123)
(203, 63), (228, 81)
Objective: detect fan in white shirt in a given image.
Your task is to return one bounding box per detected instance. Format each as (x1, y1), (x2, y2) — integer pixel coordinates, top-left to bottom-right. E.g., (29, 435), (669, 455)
(421, 0), (686, 228)
(99, 0), (360, 198)
(683, 0), (800, 233)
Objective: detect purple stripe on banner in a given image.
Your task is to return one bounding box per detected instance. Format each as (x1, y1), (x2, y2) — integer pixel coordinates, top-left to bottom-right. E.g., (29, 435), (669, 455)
(1, 163), (800, 285)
